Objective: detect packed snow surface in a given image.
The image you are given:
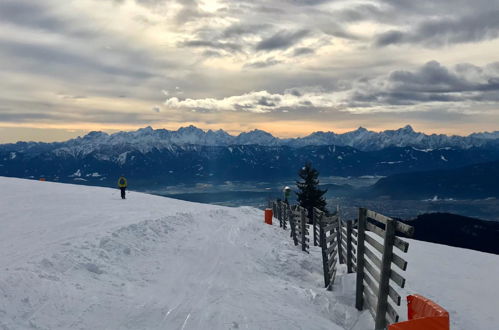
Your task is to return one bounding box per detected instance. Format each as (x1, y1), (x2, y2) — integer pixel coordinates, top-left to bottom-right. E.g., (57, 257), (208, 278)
(1, 177), (498, 330)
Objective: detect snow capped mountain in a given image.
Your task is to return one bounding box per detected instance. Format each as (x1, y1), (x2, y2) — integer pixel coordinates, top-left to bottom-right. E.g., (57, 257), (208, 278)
(233, 129), (280, 145)
(2, 125), (498, 156)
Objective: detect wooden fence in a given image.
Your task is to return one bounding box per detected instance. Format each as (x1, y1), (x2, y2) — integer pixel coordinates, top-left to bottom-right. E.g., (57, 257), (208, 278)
(270, 201), (415, 330)
(354, 208), (414, 330)
(290, 205), (310, 253)
(272, 201), (309, 252)
(314, 208), (339, 290)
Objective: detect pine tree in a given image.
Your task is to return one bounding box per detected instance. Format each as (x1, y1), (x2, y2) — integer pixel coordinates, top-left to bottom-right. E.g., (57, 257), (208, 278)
(296, 162), (328, 223)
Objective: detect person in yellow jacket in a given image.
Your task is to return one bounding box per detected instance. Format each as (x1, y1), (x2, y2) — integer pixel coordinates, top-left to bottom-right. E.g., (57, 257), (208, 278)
(118, 176), (127, 199)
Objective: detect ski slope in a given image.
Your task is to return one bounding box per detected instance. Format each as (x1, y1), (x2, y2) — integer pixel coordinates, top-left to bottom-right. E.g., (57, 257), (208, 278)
(0, 177), (498, 330)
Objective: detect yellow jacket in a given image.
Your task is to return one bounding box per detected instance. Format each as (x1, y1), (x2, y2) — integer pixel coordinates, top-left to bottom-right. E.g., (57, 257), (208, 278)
(118, 177), (127, 188)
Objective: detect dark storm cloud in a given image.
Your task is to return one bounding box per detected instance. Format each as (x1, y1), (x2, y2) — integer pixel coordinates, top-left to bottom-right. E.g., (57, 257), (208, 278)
(375, 10), (499, 47)
(256, 30), (310, 51)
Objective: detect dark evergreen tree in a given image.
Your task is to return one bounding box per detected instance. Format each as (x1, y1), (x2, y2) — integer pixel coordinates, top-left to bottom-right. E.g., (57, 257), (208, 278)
(296, 162), (327, 223)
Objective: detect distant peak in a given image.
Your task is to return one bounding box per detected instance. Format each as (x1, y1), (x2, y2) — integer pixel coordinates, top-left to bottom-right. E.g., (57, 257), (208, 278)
(138, 126), (154, 132)
(83, 131), (108, 139)
(178, 125), (203, 132)
(356, 126), (368, 132)
(400, 125), (414, 132)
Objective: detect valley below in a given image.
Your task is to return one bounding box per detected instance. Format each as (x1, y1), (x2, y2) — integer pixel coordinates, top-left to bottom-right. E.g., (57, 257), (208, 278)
(145, 177), (499, 222)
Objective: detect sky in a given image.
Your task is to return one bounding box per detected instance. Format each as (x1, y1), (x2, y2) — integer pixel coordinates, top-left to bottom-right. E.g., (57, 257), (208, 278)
(1, 0), (499, 142)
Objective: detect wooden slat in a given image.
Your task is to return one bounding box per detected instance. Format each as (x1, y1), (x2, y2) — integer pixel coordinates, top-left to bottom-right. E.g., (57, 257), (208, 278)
(363, 272), (379, 296)
(330, 249), (337, 262)
(364, 246), (382, 270)
(364, 257), (381, 283)
(341, 226), (348, 237)
(327, 240), (338, 255)
(352, 228), (358, 237)
(390, 269), (406, 288)
(341, 240), (348, 252)
(324, 222), (337, 232)
(326, 233), (336, 244)
(388, 286), (401, 306)
(394, 237), (410, 253)
(351, 236), (358, 245)
(366, 221), (385, 238)
(366, 209), (414, 236)
(392, 252), (408, 271)
(386, 302), (400, 324)
(367, 222), (409, 253)
(329, 258), (337, 275)
(365, 233), (384, 255)
(328, 253), (337, 269)
(351, 254), (357, 264)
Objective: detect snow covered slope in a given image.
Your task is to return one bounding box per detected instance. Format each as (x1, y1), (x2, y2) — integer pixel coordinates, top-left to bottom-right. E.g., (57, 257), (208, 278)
(1, 177), (498, 330)
(0, 177), (366, 330)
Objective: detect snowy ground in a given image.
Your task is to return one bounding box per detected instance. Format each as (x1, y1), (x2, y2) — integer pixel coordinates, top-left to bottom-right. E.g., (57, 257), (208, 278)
(0, 177), (498, 330)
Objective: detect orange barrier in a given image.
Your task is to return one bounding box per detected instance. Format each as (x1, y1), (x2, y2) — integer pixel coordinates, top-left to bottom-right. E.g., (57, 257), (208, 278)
(389, 294), (449, 330)
(264, 208), (273, 225)
(39, 178), (46, 181)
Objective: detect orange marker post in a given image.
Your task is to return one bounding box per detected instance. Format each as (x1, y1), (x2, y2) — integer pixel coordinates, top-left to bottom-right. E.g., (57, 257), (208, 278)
(264, 208), (273, 225)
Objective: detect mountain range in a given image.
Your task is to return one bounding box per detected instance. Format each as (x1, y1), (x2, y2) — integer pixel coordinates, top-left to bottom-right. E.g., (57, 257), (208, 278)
(1, 125), (498, 189)
(2, 125), (499, 155)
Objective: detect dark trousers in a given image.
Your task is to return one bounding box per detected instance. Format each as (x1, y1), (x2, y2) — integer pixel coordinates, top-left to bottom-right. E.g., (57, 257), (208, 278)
(120, 187), (126, 199)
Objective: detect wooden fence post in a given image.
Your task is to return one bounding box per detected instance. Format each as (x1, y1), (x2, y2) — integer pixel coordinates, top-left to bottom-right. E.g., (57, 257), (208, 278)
(279, 201), (283, 228)
(313, 209), (318, 246)
(355, 208), (367, 310)
(319, 214), (330, 288)
(300, 208), (307, 252)
(346, 220), (353, 273)
(282, 203), (288, 230)
(374, 218), (396, 329)
(337, 219), (343, 264)
(290, 208), (298, 245)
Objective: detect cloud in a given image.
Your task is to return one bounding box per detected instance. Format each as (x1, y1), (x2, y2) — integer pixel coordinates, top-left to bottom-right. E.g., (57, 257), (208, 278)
(256, 30), (310, 51)
(222, 23), (272, 38)
(1, 0), (499, 138)
(244, 58), (283, 69)
(375, 10), (499, 47)
(164, 61), (499, 115)
(292, 47), (315, 56)
(347, 61), (499, 108)
(180, 39), (242, 52)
